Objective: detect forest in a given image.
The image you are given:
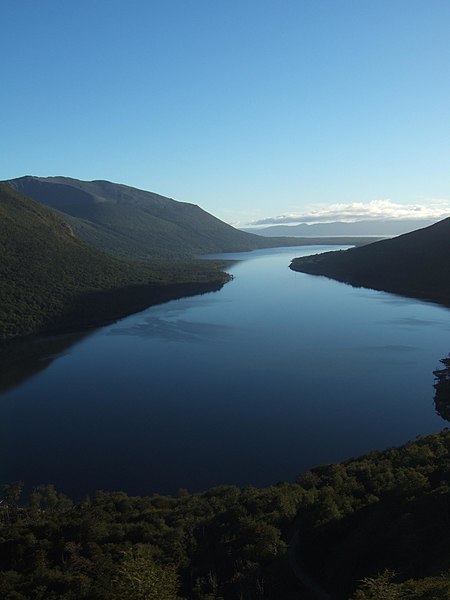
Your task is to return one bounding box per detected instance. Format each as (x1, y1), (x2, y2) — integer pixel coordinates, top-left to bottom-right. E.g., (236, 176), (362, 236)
(0, 184), (230, 340)
(1, 345), (450, 600)
(2, 421), (450, 599)
(3, 184), (450, 598)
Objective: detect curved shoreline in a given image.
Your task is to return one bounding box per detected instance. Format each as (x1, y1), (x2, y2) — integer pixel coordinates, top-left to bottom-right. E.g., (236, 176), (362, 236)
(1, 277), (231, 344)
(290, 254), (450, 310)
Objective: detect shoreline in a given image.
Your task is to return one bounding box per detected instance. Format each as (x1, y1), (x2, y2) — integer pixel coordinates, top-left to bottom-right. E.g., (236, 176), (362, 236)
(0, 276), (231, 345)
(290, 254), (450, 310)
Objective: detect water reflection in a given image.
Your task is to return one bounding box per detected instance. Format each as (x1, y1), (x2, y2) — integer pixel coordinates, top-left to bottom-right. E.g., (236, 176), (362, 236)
(0, 332), (89, 392)
(379, 316), (450, 329)
(108, 316), (234, 342)
(2, 246), (450, 498)
(359, 345), (419, 353)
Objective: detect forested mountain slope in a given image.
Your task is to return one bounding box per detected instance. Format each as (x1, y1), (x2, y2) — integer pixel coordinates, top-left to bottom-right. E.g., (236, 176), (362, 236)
(0, 185), (228, 340)
(4, 176), (305, 259)
(2, 426), (450, 599)
(290, 217), (450, 306)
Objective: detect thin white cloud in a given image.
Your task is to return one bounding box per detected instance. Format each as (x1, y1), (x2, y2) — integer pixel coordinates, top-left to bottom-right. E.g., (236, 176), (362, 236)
(247, 199), (450, 226)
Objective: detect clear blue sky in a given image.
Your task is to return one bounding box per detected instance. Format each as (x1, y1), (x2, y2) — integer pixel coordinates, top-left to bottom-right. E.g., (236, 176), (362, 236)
(2, 0), (450, 225)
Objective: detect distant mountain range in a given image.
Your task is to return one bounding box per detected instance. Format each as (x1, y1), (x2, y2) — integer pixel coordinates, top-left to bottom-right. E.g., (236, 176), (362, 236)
(290, 217), (450, 306)
(3, 176), (308, 259)
(243, 219), (437, 237)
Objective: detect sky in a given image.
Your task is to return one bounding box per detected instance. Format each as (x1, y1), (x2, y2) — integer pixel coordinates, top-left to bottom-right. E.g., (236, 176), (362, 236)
(2, 0), (450, 226)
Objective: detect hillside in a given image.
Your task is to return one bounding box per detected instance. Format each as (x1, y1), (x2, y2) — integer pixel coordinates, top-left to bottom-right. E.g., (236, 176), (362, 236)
(0, 185), (229, 340)
(290, 217), (450, 306)
(4, 176), (309, 259)
(2, 426), (450, 599)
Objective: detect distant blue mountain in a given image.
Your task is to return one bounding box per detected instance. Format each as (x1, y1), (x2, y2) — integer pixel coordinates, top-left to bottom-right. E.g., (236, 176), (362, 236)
(242, 219), (437, 237)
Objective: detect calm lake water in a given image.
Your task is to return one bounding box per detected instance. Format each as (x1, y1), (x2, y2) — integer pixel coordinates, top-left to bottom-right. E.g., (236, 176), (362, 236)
(1, 246), (449, 498)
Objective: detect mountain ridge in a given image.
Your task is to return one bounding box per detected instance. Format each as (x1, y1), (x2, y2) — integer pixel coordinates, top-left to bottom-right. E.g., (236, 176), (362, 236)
(0, 184), (229, 340)
(4, 176), (311, 259)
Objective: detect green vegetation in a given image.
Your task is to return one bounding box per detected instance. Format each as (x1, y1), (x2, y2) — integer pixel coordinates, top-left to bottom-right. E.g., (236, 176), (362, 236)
(350, 570), (450, 599)
(1, 350), (449, 598)
(0, 185), (229, 340)
(434, 356), (450, 423)
(295, 431), (450, 597)
(290, 217), (450, 306)
(3, 179), (450, 598)
(3, 426), (450, 599)
(0, 176), (379, 341)
(4, 176), (309, 259)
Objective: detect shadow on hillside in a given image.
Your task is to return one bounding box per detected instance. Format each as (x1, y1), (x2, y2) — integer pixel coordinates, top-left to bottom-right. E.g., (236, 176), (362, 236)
(49, 279), (228, 335)
(296, 464), (450, 598)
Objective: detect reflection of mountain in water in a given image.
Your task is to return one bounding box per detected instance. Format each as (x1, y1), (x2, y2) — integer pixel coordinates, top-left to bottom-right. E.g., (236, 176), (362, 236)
(0, 333), (89, 393)
(109, 316), (234, 342)
(434, 355), (450, 422)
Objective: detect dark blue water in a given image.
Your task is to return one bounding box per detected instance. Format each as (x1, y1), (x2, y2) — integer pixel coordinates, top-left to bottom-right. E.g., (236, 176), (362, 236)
(1, 246), (449, 498)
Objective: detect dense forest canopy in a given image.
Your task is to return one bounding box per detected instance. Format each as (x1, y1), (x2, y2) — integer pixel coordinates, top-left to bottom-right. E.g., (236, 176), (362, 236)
(2, 425), (450, 599)
(0, 179), (366, 341)
(0, 184), (229, 340)
(3, 182), (450, 598)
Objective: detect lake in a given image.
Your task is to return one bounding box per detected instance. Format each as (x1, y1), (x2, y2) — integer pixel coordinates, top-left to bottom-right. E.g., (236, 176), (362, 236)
(1, 246), (449, 499)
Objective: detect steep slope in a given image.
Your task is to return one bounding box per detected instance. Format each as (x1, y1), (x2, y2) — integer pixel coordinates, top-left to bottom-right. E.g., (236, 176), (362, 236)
(4, 176), (304, 259)
(290, 217), (450, 305)
(0, 185), (228, 340)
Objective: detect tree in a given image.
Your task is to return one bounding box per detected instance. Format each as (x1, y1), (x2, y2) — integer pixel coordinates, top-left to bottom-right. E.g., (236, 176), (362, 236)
(351, 570), (403, 600)
(2, 481), (24, 508)
(111, 545), (179, 600)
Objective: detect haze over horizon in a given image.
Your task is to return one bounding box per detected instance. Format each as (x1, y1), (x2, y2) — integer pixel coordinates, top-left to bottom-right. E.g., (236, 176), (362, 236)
(2, 1), (449, 226)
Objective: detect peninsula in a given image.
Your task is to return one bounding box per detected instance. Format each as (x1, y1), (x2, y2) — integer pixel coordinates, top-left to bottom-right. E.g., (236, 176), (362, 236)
(290, 217), (450, 307)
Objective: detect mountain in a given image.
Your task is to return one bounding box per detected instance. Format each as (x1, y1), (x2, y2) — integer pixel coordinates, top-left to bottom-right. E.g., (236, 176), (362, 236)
(243, 218), (437, 237)
(3, 176), (306, 259)
(290, 217), (450, 305)
(0, 184), (228, 340)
